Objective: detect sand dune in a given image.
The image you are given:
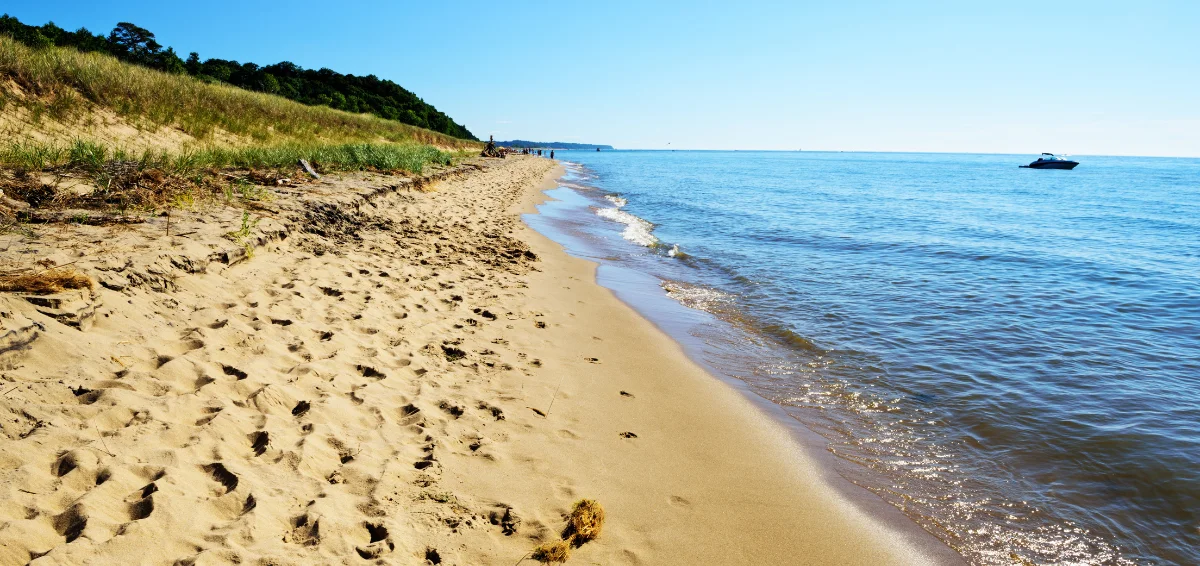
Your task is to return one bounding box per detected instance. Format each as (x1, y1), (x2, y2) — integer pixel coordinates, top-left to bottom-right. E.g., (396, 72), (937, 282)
(0, 156), (960, 564)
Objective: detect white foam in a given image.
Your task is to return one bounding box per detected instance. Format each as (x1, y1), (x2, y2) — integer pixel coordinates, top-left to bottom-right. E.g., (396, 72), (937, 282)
(661, 280), (734, 313)
(596, 206), (659, 247)
(604, 194), (628, 207)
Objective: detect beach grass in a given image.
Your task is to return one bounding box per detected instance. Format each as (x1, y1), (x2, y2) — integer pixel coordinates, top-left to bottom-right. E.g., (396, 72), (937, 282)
(0, 268), (93, 294)
(0, 139), (460, 175)
(564, 499), (605, 544)
(0, 36), (478, 149)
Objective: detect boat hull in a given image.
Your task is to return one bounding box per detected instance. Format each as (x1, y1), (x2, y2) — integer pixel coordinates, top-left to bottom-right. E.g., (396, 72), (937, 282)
(1021, 161), (1078, 170)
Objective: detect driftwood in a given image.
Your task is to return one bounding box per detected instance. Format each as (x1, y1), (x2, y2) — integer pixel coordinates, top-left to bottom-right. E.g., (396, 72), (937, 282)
(298, 159), (321, 179)
(17, 209), (146, 225)
(480, 136), (505, 158)
(1, 190), (31, 213)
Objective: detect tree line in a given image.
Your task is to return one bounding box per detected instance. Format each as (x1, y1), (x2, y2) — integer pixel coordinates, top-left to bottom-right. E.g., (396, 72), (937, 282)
(0, 15), (478, 141)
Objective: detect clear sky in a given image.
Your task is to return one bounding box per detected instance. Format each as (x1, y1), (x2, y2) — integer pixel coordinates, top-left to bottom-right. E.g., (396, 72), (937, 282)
(6, 1), (1199, 156)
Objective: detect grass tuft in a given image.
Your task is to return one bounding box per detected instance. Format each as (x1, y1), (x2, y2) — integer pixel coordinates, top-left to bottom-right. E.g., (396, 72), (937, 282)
(0, 268), (93, 294)
(530, 540), (571, 564)
(527, 499), (605, 563)
(564, 499), (605, 544)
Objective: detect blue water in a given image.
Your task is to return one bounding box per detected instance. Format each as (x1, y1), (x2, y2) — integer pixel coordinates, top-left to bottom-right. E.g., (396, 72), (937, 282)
(528, 151), (1200, 565)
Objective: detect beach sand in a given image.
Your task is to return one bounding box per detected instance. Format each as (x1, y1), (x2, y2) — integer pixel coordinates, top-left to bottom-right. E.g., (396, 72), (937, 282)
(0, 156), (961, 565)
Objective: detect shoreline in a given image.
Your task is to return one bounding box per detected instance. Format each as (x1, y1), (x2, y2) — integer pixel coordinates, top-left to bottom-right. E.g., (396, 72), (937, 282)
(0, 156), (961, 564)
(515, 161), (965, 564)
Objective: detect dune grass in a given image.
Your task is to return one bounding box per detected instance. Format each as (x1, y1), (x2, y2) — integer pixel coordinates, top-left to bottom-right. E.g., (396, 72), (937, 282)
(0, 138), (470, 214)
(0, 268), (93, 294)
(0, 139), (458, 175)
(0, 35), (478, 149)
(0, 36), (480, 217)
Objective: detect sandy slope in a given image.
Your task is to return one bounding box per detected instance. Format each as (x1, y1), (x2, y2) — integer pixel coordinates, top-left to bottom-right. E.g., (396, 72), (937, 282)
(0, 156), (961, 565)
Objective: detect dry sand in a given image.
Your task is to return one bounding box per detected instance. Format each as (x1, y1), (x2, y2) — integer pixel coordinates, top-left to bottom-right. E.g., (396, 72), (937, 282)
(0, 156), (962, 564)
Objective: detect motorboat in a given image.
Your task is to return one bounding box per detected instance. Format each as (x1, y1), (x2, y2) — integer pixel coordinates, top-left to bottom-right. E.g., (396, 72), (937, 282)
(1020, 153), (1078, 169)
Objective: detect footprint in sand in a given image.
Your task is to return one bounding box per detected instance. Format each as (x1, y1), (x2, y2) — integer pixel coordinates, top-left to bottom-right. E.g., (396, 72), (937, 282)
(53, 504), (88, 543)
(221, 364), (248, 380)
(126, 483), (156, 520)
(355, 523), (394, 558)
(250, 431), (270, 456)
(357, 365), (387, 379)
(203, 463), (239, 495)
(438, 401), (464, 418)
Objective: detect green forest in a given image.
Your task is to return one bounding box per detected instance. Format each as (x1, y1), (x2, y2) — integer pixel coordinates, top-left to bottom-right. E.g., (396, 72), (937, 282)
(0, 15), (477, 141)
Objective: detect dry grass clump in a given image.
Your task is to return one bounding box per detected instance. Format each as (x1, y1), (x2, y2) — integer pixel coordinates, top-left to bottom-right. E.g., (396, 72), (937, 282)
(530, 540), (571, 564)
(564, 499), (605, 544)
(528, 499), (606, 564)
(0, 268), (93, 294)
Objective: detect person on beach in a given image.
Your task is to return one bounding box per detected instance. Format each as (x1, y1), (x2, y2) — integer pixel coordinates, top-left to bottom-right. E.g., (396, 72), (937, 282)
(550, 150), (555, 159)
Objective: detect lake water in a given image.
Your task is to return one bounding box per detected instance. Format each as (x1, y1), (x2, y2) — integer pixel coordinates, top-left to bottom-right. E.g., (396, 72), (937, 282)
(524, 151), (1200, 565)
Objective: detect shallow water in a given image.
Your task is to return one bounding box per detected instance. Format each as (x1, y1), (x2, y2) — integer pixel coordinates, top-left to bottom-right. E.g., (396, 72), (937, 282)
(524, 151), (1200, 565)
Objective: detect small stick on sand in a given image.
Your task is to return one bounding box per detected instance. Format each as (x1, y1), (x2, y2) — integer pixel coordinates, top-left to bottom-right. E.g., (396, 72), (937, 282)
(544, 374), (567, 416)
(96, 435), (115, 458)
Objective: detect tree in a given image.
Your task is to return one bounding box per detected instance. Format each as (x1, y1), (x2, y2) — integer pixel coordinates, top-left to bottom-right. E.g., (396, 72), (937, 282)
(107, 22), (161, 64)
(185, 52), (201, 75)
(155, 47), (186, 73)
(261, 73), (280, 94)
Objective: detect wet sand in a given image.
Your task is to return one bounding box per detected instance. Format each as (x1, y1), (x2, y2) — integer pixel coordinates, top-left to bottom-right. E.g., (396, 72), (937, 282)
(0, 156), (961, 564)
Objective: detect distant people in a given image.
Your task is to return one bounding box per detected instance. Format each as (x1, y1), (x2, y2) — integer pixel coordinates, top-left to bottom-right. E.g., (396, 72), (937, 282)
(550, 150), (555, 159)
(537, 150), (542, 157)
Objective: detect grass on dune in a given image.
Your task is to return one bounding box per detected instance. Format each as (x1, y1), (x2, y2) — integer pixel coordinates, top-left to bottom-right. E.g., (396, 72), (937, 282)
(0, 139), (470, 215)
(0, 36), (480, 218)
(0, 268), (93, 294)
(0, 139), (460, 175)
(0, 35), (478, 149)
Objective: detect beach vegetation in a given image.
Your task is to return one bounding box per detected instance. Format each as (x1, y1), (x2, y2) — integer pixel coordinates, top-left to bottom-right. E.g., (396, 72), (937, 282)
(527, 499), (605, 563)
(0, 35), (477, 149)
(530, 540), (571, 564)
(563, 499), (605, 544)
(0, 14), (477, 140)
(0, 268), (93, 294)
(0, 32), (477, 216)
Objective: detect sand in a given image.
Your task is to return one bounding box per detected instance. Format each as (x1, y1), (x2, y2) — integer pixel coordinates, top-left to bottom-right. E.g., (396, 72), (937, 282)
(0, 156), (962, 565)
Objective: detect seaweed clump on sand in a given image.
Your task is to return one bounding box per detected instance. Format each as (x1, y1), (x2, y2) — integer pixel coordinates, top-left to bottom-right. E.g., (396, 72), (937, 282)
(529, 499), (606, 564)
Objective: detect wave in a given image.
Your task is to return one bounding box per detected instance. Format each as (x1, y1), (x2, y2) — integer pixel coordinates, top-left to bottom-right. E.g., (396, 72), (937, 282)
(595, 206), (659, 247)
(594, 193), (690, 259)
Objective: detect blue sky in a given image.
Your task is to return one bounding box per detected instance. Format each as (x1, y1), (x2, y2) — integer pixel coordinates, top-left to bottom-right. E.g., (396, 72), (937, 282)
(6, 1), (1199, 156)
